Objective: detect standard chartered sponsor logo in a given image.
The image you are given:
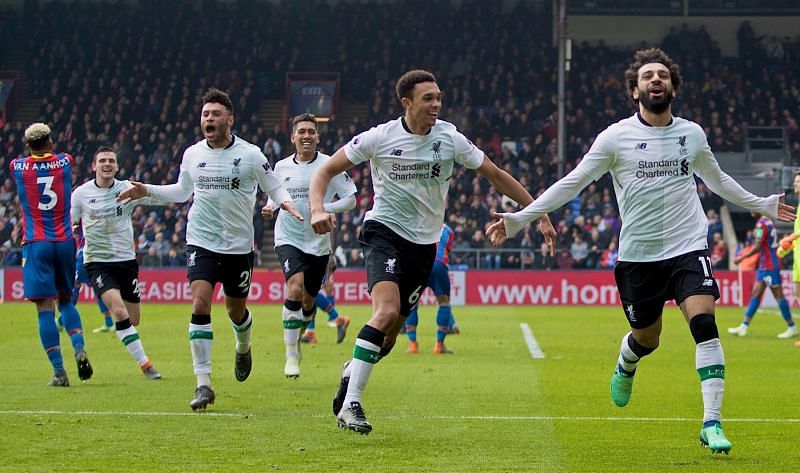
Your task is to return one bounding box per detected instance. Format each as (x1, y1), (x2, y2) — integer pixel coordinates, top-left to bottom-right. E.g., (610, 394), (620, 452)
(635, 158), (688, 179)
(388, 162), (443, 181)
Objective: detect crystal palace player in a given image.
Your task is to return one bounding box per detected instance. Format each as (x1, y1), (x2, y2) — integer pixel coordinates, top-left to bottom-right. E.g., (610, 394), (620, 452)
(11, 123), (92, 387)
(309, 70), (556, 434)
(487, 48), (796, 454)
(728, 213), (796, 338)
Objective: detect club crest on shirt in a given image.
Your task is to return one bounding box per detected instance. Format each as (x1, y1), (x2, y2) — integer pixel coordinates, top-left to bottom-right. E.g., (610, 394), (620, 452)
(677, 135), (688, 156)
(430, 140), (442, 160)
(232, 157), (242, 175)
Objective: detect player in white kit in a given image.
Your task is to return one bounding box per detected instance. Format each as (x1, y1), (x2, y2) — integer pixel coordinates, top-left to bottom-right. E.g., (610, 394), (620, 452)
(119, 88), (302, 410)
(72, 146), (166, 380)
(486, 48), (796, 454)
(309, 70), (556, 434)
(262, 113), (357, 378)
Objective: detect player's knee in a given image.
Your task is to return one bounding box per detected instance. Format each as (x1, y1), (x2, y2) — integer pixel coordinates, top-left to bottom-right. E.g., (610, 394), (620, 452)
(111, 306), (127, 322)
(379, 340), (396, 359)
(629, 333), (657, 357)
(689, 314), (719, 344)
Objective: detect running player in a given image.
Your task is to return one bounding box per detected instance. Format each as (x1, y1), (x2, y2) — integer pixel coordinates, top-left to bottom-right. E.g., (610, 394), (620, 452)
(487, 48), (795, 454)
(728, 213), (797, 338)
(119, 89), (302, 409)
(263, 113), (356, 378)
(309, 70), (555, 433)
(72, 146), (165, 379)
(11, 123), (92, 386)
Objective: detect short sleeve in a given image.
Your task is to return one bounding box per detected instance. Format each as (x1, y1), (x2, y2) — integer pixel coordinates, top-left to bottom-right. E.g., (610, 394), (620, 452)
(343, 126), (380, 165)
(330, 170), (357, 199)
(452, 131), (484, 169)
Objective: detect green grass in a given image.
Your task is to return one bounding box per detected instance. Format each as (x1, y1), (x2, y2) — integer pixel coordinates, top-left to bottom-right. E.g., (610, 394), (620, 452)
(1, 302), (798, 472)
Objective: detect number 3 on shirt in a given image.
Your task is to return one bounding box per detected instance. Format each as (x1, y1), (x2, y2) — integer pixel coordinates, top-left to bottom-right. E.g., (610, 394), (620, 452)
(37, 175), (57, 210)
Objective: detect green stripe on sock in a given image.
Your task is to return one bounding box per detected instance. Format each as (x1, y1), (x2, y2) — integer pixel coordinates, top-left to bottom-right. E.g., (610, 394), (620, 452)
(353, 345), (380, 364)
(283, 320), (303, 329)
(698, 364), (725, 380)
(189, 330), (214, 340)
(232, 319), (252, 332)
(121, 333), (141, 346)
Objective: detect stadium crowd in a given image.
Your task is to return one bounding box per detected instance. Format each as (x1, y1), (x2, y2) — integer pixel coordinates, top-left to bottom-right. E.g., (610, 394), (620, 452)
(1, 0), (798, 269)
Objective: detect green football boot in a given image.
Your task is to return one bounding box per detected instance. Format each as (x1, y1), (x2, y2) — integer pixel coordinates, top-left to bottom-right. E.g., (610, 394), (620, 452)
(610, 367), (634, 407)
(700, 423), (732, 454)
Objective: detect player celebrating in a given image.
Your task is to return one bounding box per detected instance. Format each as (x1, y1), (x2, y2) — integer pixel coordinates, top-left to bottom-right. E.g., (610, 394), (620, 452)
(11, 123), (92, 386)
(486, 48), (795, 454)
(119, 89), (302, 410)
(728, 213), (797, 338)
(262, 113), (356, 378)
(72, 146), (165, 379)
(405, 223), (459, 354)
(309, 69), (556, 434)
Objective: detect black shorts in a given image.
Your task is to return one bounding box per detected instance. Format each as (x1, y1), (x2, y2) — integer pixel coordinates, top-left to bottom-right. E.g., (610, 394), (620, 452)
(614, 249), (720, 329)
(186, 245), (254, 299)
(275, 245), (330, 297)
(84, 259), (141, 303)
(360, 220), (436, 317)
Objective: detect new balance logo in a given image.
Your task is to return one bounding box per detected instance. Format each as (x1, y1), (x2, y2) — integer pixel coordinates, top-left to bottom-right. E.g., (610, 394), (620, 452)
(702, 278), (714, 287)
(89, 198), (96, 204)
(284, 176), (291, 182)
(390, 149), (403, 156)
(262, 163), (272, 174)
(197, 162), (207, 168)
(635, 143), (647, 150)
(384, 258), (397, 274)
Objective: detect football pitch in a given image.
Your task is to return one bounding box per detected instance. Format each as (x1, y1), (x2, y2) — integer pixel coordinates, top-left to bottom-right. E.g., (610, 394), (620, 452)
(1, 302), (798, 472)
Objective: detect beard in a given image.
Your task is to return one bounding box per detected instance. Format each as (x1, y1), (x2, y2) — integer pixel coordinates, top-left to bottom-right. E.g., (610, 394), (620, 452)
(638, 87), (673, 114)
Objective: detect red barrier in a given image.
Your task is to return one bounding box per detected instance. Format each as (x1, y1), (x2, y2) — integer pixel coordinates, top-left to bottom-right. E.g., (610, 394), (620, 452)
(1, 268), (755, 306)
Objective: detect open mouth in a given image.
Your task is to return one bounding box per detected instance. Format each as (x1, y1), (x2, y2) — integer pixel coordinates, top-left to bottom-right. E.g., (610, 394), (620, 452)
(205, 125), (216, 134)
(648, 85), (665, 97)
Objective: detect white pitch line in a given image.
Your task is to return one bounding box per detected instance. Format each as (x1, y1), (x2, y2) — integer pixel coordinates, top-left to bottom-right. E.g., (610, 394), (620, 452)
(1, 410), (797, 423)
(0, 410), (250, 418)
(520, 322), (545, 358)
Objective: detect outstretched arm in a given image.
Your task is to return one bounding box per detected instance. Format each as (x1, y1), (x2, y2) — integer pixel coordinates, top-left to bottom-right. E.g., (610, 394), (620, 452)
(694, 146), (795, 222)
(486, 166), (596, 246)
(476, 156), (556, 253)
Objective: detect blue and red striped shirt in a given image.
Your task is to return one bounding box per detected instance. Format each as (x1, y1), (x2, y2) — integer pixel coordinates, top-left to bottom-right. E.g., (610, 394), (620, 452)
(10, 152), (75, 243)
(754, 216), (780, 271)
(435, 224), (455, 265)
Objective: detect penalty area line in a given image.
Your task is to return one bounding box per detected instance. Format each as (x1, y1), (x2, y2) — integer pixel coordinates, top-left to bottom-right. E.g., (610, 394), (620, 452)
(520, 322), (545, 359)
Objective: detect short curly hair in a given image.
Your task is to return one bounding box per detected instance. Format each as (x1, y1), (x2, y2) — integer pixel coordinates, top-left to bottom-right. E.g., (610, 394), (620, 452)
(624, 48), (682, 105)
(202, 88), (233, 114)
(395, 70), (437, 102)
